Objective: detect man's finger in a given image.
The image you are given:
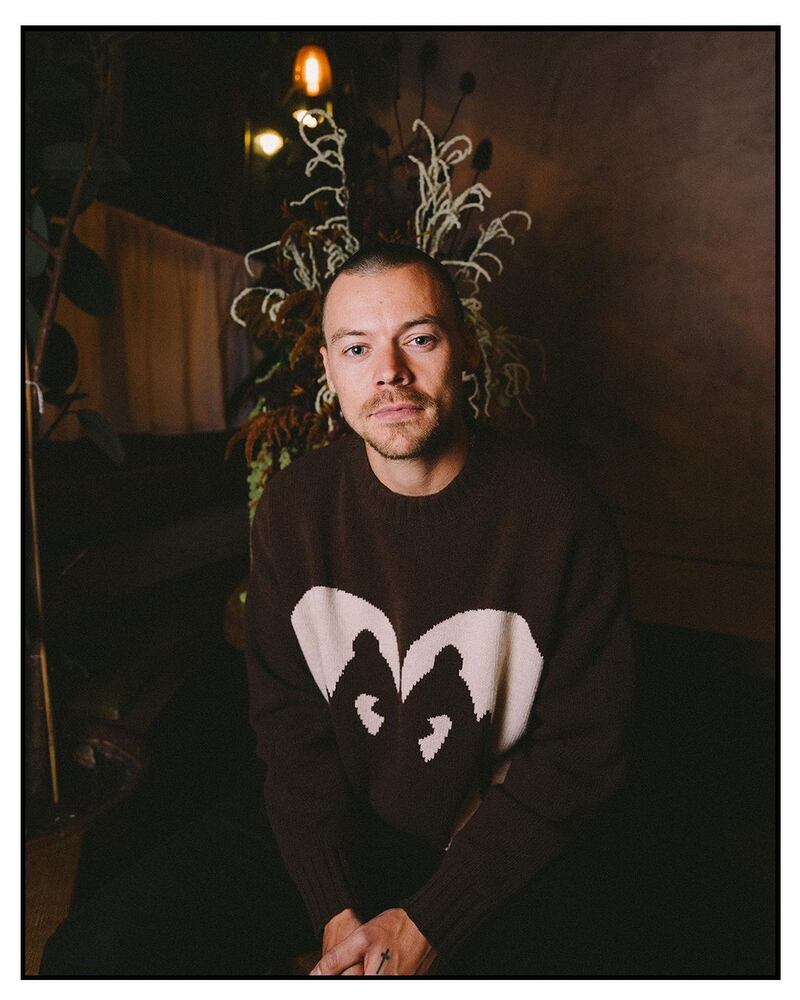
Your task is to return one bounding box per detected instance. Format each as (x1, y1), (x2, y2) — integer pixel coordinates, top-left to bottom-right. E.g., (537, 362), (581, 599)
(311, 931), (366, 976)
(340, 962), (364, 976)
(366, 949), (391, 976)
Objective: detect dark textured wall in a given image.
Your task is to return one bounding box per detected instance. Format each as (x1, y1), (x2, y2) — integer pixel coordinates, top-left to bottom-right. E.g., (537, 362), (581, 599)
(381, 29), (775, 642)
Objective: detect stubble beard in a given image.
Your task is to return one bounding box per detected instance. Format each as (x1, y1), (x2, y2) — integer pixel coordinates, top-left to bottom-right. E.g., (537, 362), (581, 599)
(354, 377), (465, 461)
(362, 413), (442, 461)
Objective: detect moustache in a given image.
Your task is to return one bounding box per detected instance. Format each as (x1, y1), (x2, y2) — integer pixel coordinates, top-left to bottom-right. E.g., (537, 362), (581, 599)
(367, 392), (430, 414)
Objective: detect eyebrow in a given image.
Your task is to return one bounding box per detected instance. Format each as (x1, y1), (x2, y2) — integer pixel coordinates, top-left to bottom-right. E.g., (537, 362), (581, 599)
(327, 314), (442, 347)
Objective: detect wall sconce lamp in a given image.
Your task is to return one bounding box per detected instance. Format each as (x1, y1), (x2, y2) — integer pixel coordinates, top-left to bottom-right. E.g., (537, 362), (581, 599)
(252, 128), (285, 158)
(293, 45), (332, 98)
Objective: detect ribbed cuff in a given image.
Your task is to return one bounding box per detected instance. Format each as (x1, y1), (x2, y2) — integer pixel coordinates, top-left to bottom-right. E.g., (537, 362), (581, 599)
(397, 847), (499, 959)
(288, 841), (365, 938)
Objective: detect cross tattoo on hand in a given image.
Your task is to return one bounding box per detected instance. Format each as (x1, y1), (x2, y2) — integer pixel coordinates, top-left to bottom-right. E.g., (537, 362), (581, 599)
(375, 948), (391, 975)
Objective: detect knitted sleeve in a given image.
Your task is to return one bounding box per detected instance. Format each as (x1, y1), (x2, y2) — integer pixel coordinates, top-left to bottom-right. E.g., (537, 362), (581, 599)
(244, 489), (366, 939)
(397, 499), (635, 961)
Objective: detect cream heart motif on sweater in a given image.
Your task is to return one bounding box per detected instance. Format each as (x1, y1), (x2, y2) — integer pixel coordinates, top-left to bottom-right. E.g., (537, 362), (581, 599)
(291, 586), (544, 763)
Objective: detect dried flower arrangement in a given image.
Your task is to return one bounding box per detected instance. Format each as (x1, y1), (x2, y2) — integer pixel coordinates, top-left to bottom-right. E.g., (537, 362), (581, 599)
(228, 71), (541, 524)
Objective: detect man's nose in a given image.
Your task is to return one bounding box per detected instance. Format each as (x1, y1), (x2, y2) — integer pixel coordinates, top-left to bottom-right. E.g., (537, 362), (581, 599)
(374, 342), (411, 385)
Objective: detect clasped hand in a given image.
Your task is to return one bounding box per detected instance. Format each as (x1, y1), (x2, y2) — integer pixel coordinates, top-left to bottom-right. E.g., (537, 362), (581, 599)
(310, 907), (437, 976)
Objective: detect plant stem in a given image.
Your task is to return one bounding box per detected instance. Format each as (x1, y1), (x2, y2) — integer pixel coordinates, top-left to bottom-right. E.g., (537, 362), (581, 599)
(447, 169), (484, 258)
(441, 93), (465, 142)
(25, 228), (62, 261)
(30, 61), (110, 404)
(393, 98), (407, 164)
(24, 344), (60, 807)
(24, 38), (114, 821)
(41, 400), (75, 441)
(392, 53), (408, 168)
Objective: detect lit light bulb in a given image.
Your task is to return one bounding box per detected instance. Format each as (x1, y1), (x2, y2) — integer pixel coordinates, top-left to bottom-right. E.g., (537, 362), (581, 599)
(304, 56), (321, 97)
(293, 46), (332, 98)
(292, 109), (318, 128)
(254, 129), (284, 157)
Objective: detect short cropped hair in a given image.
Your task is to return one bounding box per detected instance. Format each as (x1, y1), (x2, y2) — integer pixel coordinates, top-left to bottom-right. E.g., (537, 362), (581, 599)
(321, 243), (464, 338)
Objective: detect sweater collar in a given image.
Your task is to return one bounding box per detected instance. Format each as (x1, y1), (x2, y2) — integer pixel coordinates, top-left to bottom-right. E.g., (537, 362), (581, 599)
(343, 420), (497, 523)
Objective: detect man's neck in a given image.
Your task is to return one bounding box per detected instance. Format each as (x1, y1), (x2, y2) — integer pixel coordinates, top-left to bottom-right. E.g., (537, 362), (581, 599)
(364, 419), (473, 497)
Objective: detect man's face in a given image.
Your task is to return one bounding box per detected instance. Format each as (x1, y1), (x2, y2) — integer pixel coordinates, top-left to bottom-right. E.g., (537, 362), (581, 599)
(320, 264), (479, 461)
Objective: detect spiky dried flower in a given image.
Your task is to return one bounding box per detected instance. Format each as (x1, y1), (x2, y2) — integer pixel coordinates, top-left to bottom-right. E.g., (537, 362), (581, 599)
(459, 71), (476, 95)
(472, 138), (493, 173)
(229, 109), (539, 518)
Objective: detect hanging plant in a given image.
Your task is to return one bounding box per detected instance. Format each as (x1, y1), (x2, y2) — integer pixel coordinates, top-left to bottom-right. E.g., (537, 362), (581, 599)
(228, 48), (543, 522)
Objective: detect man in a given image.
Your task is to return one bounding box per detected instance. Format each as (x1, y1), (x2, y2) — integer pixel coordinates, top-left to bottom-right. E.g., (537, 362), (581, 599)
(244, 243), (634, 976)
(39, 243), (632, 977)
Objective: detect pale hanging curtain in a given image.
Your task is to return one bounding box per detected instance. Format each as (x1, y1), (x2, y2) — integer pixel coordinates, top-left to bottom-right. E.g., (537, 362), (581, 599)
(50, 202), (255, 437)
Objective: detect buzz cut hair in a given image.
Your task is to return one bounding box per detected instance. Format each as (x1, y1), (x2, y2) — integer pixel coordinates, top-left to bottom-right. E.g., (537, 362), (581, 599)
(320, 242), (464, 339)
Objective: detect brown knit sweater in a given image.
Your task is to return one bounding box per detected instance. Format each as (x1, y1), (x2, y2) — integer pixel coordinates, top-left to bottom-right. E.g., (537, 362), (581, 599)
(244, 421), (634, 960)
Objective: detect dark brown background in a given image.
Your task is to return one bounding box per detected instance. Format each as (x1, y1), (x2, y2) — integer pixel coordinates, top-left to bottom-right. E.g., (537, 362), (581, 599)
(375, 29), (775, 642)
(46, 28), (777, 644)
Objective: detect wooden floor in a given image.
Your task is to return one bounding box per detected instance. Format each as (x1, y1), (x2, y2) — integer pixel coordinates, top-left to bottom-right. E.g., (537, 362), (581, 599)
(25, 828), (84, 976)
(25, 828), (319, 977)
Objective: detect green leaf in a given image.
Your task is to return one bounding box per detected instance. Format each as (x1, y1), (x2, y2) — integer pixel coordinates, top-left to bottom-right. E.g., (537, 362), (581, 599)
(76, 409), (125, 465)
(26, 62), (88, 104)
(40, 143), (132, 183)
(51, 224), (115, 316)
(25, 300), (42, 355)
(41, 323), (79, 398)
(37, 175), (99, 219)
(25, 274), (50, 315)
(225, 348), (286, 422)
(46, 389), (89, 406)
(25, 202), (49, 278)
(26, 273), (49, 313)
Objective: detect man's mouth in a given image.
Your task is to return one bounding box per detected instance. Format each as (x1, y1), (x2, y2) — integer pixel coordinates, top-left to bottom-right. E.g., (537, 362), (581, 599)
(372, 404), (423, 420)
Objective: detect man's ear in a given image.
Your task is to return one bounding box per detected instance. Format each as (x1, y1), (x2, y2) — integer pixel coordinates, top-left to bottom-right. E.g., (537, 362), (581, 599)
(320, 343), (335, 394)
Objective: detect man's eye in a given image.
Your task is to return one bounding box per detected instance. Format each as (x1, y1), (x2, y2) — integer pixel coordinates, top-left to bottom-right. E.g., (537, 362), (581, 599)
(410, 335), (435, 347)
(344, 344), (367, 357)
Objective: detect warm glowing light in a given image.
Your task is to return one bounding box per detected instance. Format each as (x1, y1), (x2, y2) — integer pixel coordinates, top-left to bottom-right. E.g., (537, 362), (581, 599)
(292, 109), (318, 128)
(293, 46), (332, 98)
(305, 57), (320, 96)
(254, 129), (284, 157)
